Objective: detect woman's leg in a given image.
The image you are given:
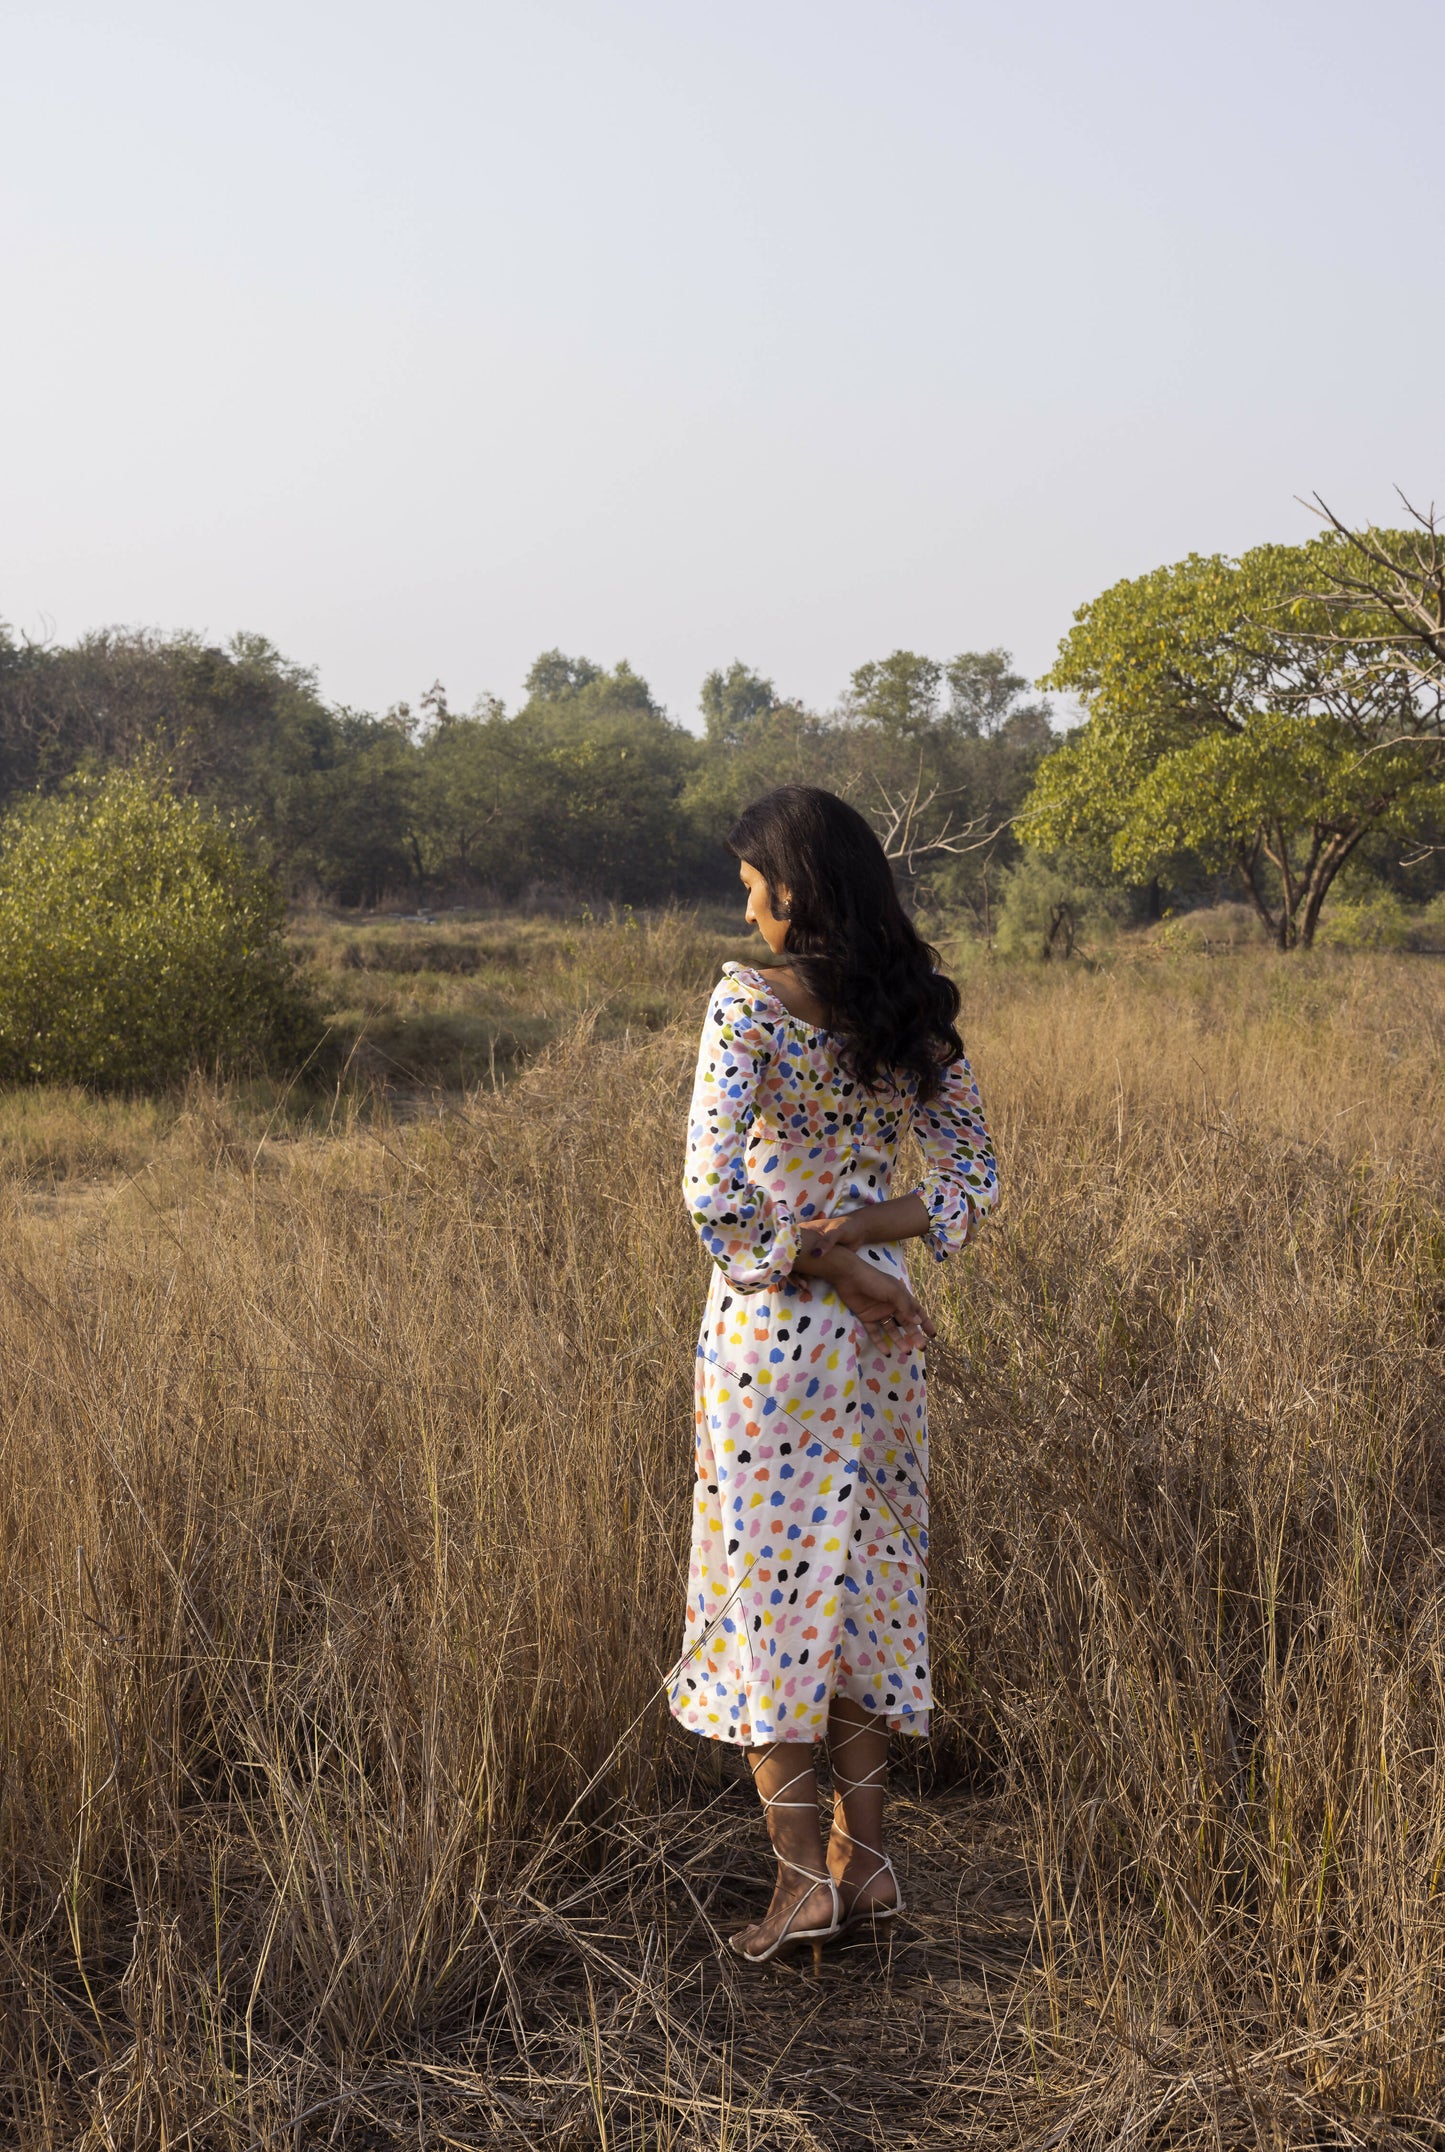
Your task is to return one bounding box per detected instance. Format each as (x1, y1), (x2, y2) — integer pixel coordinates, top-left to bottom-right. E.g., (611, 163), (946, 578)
(826, 1697), (899, 1915)
(731, 1742), (837, 1959)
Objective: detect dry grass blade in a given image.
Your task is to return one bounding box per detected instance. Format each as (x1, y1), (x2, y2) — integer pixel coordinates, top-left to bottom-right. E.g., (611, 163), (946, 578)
(0, 936), (1441, 2146)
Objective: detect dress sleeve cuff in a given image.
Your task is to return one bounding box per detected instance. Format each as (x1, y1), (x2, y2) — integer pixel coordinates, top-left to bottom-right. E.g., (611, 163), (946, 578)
(918, 1180), (974, 1263)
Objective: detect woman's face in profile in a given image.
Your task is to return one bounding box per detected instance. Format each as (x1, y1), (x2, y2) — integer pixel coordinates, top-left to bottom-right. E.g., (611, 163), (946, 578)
(738, 858), (791, 956)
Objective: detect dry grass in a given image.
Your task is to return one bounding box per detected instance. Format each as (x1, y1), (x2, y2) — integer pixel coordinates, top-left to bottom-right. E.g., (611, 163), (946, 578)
(290, 906), (758, 1088)
(1, 934), (1443, 2147)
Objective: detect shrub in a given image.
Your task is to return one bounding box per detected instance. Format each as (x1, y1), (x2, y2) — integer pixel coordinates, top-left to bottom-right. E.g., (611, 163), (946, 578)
(1416, 892), (1445, 952)
(993, 852), (1125, 961)
(1314, 887), (1413, 952)
(1155, 901), (1269, 953)
(0, 768), (319, 1089)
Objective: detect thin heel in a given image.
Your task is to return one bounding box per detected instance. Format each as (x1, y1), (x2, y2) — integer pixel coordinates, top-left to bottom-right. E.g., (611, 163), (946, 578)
(811, 1938), (824, 1975)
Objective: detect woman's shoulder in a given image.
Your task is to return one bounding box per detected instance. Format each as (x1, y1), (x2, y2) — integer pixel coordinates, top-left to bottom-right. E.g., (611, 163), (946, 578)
(708, 961), (776, 1024)
(695, 966), (784, 1072)
(716, 961), (823, 1027)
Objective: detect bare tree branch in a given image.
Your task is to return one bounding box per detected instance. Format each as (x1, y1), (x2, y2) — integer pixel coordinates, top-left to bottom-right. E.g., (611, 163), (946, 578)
(870, 757), (1016, 875)
(1303, 492), (1445, 686)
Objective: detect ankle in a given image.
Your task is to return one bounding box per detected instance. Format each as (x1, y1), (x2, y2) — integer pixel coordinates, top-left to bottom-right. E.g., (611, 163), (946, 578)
(768, 1833), (830, 1885)
(829, 1830), (888, 1879)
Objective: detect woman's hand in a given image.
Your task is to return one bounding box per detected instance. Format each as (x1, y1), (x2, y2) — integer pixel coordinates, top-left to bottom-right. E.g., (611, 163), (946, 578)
(796, 1192), (931, 1260)
(792, 1243), (935, 1352)
(796, 1210), (867, 1259)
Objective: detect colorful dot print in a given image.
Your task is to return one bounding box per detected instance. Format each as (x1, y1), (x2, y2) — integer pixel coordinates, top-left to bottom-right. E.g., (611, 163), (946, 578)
(669, 964), (998, 1748)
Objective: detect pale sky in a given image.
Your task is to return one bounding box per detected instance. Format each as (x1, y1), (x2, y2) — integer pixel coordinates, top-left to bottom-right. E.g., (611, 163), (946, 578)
(4, 0), (1441, 728)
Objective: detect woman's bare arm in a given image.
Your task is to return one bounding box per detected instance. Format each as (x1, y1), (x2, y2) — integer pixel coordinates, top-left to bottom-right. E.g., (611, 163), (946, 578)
(799, 1192), (931, 1257)
(790, 1240), (934, 1348)
(788, 1195), (936, 1349)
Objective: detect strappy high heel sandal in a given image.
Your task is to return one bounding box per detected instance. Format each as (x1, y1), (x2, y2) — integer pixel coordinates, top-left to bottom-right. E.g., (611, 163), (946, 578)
(729, 1764), (843, 1972)
(829, 1751), (905, 1930)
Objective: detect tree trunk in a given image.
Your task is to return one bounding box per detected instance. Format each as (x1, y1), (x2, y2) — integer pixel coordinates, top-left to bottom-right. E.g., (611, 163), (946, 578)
(1042, 901), (1076, 961)
(1297, 826), (1366, 948)
(1236, 842), (1279, 940)
(1274, 820), (1299, 948)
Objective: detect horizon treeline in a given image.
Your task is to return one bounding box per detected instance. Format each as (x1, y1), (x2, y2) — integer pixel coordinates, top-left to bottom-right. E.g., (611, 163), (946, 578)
(0, 625), (1056, 917)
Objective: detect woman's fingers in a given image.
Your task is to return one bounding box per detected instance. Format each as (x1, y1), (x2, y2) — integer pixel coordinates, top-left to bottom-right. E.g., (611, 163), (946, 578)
(880, 1289), (934, 1347)
(876, 1274), (928, 1325)
(834, 1268), (935, 1350)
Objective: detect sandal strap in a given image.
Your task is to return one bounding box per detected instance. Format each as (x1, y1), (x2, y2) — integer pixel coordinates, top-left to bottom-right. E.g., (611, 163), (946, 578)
(738, 1863), (842, 1959)
(840, 1848), (897, 1891)
(829, 1744), (896, 1893)
(773, 1851), (837, 1890)
(735, 1749), (845, 1961)
(748, 1756), (836, 1902)
(748, 1760), (821, 1817)
(831, 1763), (888, 1794)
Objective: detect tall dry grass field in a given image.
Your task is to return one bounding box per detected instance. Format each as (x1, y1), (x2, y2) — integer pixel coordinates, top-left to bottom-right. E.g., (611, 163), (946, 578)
(1, 929), (1442, 2148)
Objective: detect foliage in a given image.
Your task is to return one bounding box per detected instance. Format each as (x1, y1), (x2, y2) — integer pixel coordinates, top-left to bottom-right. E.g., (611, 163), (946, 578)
(1313, 887), (1413, 951)
(1025, 535), (1445, 947)
(508, 655), (704, 898)
(0, 622), (1057, 911)
(0, 766), (318, 1089)
(833, 649), (1052, 900)
(992, 851), (1125, 962)
(681, 646), (1054, 914)
(1313, 494), (1445, 707)
(0, 624), (429, 905)
(1154, 901), (1267, 953)
(407, 657), (710, 902)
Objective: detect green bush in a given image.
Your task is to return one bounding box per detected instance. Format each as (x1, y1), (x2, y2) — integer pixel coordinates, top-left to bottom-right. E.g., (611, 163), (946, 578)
(1314, 888), (1413, 953)
(0, 769), (320, 1089)
(993, 852), (1125, 961)
(1415, 892), (1445, 952)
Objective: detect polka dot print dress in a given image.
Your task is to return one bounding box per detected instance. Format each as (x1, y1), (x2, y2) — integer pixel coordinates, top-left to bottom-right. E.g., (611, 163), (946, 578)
(669, 963), (998, 1748)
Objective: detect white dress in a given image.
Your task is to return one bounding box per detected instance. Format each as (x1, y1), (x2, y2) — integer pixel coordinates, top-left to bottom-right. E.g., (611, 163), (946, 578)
(668, 963), (998, 1746)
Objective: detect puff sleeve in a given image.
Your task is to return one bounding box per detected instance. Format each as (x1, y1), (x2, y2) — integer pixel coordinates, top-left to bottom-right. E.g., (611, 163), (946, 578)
(909, 1050), (998, 1261)
(683, 971), (800, 1293)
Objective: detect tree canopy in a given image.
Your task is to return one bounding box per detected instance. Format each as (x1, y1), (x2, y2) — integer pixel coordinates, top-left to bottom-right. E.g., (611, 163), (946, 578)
(1023, 534), (1445, 946)
(0, 624), (1051, 912)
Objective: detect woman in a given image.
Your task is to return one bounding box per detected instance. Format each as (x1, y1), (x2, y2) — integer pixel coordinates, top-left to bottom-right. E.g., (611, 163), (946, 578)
(670, 785), (998, 1968)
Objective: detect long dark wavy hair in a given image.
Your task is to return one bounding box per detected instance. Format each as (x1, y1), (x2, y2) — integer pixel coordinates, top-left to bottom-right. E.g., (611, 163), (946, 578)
(727, 785), (962, 1102)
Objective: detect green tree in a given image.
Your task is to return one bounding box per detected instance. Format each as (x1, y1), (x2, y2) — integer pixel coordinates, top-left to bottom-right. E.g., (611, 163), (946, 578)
(412, 695), (538, 895)
(507, 655), (701, 900)
(992, 851), (1128, 962)
(835, 649), (1053, 911)
(685, 666), (841, 847)
(522, 650), (605, 703)
(1025, 537), (1445, 947)
(244, 698), (422, 905)
(944, 650), (1053, 742)
(1308, 497), (1445, 909)
(841, 650), (943, 740)
(685, 647), (1054, 913)
(699, 662), (781, 750)
(0, 625), (426, 904)
(0, 766), (317, 1089)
